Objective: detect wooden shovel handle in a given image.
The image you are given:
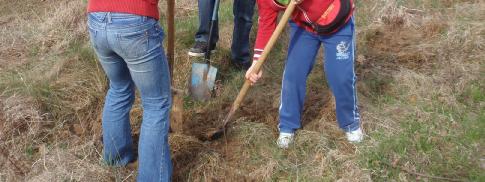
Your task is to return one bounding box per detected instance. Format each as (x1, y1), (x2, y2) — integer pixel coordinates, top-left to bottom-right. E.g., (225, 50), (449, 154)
(222, 2), (297, 126)
(167, 0), (175, 82)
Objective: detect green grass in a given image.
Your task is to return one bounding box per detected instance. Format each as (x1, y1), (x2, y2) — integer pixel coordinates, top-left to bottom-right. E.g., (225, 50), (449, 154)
(459, 81), (485, 108)
(360, 82), (485, 181)
(25, 145), (35, 160)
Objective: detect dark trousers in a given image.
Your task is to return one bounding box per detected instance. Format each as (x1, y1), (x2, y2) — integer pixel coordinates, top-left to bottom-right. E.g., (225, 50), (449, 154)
(195, 0), (256, 64)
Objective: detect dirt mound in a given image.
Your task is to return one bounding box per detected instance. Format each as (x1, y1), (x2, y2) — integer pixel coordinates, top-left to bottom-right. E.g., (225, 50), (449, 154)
(0, 95), (45, 180)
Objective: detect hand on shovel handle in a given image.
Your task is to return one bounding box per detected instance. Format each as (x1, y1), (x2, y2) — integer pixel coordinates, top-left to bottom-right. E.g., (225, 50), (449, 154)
(206, 1), (297, 140)
(245, 62), (263, 85)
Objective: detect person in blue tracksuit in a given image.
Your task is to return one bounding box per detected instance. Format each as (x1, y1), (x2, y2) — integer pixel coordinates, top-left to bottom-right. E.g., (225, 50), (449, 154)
(246, 0), (363, 148)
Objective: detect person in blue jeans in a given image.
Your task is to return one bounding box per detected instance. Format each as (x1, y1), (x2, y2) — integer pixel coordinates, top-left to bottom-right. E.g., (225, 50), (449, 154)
(87, 12), (172, 181)
(188, 0), (256, 70)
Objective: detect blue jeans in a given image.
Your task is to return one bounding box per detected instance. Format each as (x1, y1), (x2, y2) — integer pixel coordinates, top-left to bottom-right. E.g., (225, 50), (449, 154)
(195, 0), (255, 65)
(279, 18), (360, 134)
(88, 12), (172, 181)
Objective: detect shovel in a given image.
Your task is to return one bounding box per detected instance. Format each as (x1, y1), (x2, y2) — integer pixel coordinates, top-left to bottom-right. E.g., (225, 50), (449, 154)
(167, 0), (184, 132)
(189, 0), (220, 101)
(206, 1), (297, 140)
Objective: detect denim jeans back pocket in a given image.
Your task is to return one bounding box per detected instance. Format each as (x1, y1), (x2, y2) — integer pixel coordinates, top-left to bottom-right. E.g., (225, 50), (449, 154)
(118, 28), (149, 59)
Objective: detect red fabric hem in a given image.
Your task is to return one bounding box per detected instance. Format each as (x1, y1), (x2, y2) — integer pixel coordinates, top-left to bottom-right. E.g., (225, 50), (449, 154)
(88, 0), (159, 19)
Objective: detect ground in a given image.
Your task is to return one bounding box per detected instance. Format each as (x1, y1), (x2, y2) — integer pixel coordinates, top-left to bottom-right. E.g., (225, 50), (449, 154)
(0, 0), (484, 181)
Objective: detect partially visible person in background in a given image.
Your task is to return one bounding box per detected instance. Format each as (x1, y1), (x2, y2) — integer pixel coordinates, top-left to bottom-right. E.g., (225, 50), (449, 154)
(87, 0), (172, 181)
(188, 0), (256, 70)
(246, 0), (363, 149)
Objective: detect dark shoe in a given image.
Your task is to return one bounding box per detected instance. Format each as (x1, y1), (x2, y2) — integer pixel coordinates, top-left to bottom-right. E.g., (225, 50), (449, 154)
(126, 160), (138, 170)
(188, 41), (215, 57)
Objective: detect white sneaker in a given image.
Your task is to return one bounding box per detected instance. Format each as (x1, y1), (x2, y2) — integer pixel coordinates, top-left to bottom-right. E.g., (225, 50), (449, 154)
(346, 127), (364, 143)
(277, 132), (294, 149)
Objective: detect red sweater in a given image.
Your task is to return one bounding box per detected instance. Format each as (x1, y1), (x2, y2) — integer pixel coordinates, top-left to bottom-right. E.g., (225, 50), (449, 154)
(253, 0), (354, 61)
(88, 0), (160, 20)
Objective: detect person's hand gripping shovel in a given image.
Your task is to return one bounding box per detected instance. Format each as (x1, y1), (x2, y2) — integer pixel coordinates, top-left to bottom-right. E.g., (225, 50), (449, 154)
(206, 1), (298, 140)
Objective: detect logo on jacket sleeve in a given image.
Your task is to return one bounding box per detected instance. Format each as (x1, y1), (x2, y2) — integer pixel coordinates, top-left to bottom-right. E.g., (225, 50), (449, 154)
(336, 41), (350, 60)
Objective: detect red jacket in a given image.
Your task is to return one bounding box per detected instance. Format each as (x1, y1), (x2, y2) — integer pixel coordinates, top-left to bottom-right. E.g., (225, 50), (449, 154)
(88, 0), (160, 20)
(253, 0), (354, 61)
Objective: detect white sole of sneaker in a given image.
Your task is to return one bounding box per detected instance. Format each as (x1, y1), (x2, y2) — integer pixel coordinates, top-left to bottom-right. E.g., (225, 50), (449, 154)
(188, 50), (216, 57)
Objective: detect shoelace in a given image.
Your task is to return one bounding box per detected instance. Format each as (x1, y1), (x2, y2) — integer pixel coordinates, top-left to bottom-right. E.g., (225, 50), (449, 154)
(279, 135), (292, 143)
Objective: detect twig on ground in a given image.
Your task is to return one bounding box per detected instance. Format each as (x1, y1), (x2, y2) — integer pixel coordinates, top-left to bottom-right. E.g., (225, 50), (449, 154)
(0, 146), (25, 175)
(121, 170), (135, 182)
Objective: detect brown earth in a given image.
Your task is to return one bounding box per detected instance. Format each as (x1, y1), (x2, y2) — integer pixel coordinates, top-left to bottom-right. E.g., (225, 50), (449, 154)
(0, 0), (483, 181)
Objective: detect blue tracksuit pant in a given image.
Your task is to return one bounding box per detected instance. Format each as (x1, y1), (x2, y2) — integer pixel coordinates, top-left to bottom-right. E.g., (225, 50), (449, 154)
(279, 17), (360, 133)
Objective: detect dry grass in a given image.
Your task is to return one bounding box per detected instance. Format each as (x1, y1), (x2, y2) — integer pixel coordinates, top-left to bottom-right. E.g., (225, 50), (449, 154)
(0, 0), (107, 180)
(0, 0), (87, 72)
(355, 0), (484, 180)
(0, 94), (44, 181)
(0, 0), (483, 181)
(27, 145), (111, 182)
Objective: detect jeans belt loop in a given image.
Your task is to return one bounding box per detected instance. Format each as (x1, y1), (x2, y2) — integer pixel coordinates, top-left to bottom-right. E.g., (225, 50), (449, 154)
(107, 12), (112, 24)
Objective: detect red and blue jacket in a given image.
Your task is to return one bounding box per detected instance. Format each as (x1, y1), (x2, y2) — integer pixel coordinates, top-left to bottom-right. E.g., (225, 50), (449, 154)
(253, 0), (354, 61)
